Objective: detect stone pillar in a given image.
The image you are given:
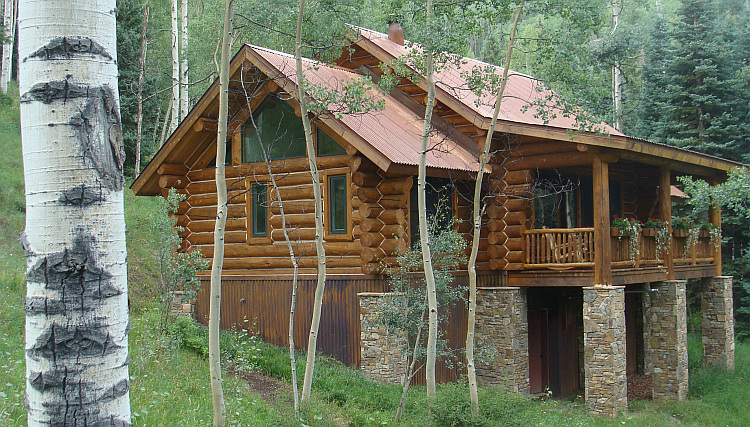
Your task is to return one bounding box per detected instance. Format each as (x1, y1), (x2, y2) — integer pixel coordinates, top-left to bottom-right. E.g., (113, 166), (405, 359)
(474, 287), (529, 394)
(358, 292), (407, 385)
(702, 276), (735, 370)
(649, 280), (688, 400)
(583, 285), (627, 417)
(641, 284), (653, 375)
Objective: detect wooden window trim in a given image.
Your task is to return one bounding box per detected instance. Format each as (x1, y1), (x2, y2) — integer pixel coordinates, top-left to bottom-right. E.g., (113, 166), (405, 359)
(245, 179), (272, 245)
(323, 171), (353, 241)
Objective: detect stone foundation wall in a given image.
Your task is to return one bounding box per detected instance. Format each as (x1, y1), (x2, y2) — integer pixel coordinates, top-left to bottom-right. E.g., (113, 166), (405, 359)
(649, 280), (688, 400)
(702, 276), (735, 370)
(358, 292), (407, 385)
(474, 287), (529, 394)
(583, 285), (627, 417)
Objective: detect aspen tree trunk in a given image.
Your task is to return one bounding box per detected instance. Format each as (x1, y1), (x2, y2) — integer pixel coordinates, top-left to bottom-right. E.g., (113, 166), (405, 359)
(295, 0), (328, 403)
(135, 4), (149, 177)
(159, 98), (172, 147)
(208, 1), (233, 425)
(169, 0), (179, 133)
(611, 0), (623, 132)
(466, 2), (524, 415)
(179, 0), (188, 119)
(1, 0), (16, 92)
(419, 0), (439, 396)
(18, 0), (130, 424)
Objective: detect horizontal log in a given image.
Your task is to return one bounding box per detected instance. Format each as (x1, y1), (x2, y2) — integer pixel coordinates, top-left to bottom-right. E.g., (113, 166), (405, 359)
(506, 237), (525, 251)
(507, 152), (618, 171)
(381, 224), (407, 239)
(176, 201), (189, 215)
(381, 238), (407, 256)
(360, 217), (384, 233)
(213, 267), (362, 275)
(504, 211), (526, 226)
(193, 117), (218, 133)
(362, 262), (385, 275)
(504, 225), (526, 238)
(352, 171), (381, 188)
(161, 188), (188, 199)
(503, 169), (533, 185)
(187, 204), (246, 220)
(488, 245), (509, 259)
(357, 186), (381, 203)
(510, 141), (576, 157)
(486, 205), (508, 219)
(379, 208), (406, 225)
(187, 231), (247, 245)
(187, 156), (349, 181)
(158, 163), (190, 176)
(489, 258), (507, 270)
(505, 251), (525, 263)
(487, 219), (506, 232)
(359, 203), (383, 219)
(175, 215), (189, 228)
(271, 228), (316, 241)
(488, 232), (508, 246)
(270, 185), (315, 201)
(185, 178), (245, 196)
(188, 190), (244, 207)
(379, 194), (408, 209)
(349, 156), (380, 174)
(197, 241), (362, 258)
(360, 232), (385, 248)
(220, 256), (362, 270)
(159, 174), (188, 189)
(361, 246), (386, 263)
(188, 218), (246, 233)
(269, 200), (316, 215)
(378, 177), (413, 196)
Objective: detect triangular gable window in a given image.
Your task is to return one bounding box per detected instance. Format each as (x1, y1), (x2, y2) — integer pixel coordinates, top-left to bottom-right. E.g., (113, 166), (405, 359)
(242, 95), (307, 163)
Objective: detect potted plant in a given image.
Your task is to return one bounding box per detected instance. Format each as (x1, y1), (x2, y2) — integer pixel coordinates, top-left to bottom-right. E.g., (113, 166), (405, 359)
(672, 218), (692, 237)
(611, 215), (639, 237)
(642, 219), (667, 237)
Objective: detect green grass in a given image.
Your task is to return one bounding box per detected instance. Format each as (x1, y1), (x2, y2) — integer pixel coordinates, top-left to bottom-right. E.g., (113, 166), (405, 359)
(3, 79), (750, 426)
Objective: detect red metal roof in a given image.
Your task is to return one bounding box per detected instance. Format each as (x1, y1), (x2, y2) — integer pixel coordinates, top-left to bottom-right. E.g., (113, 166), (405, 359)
(252, 45), (480, 172)
(351, 26), (623, 136)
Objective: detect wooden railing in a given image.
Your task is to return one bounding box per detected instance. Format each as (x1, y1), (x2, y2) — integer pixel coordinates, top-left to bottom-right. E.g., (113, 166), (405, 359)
(524, 228), (594, 269)
(524, 228), (716, 269)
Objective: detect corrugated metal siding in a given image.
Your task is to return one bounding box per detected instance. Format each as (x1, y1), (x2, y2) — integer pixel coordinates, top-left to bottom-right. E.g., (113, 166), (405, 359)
(195, 271), (507, 383)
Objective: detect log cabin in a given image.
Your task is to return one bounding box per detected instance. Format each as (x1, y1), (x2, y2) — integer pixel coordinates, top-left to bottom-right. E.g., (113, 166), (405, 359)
(132, 24), (739, 415)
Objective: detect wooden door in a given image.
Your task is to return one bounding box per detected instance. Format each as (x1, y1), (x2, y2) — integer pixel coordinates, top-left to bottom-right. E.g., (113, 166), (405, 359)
(528, 308), (549, 394)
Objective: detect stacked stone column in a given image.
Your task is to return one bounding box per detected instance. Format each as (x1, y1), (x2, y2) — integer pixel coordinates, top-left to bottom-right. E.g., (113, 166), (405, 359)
(583, 285), (627, 417)
(474, 287), (529, 394)
(358, 292), (407, 385)
(702, 276), (735, 370)
(649, 280), (688, 400)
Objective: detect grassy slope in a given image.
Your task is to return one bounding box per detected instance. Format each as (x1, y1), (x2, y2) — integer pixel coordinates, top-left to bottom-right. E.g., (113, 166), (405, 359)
(1, 87), (750, 426)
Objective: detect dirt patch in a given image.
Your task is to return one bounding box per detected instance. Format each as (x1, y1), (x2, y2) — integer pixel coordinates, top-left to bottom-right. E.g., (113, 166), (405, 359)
(227, 364), (290, 404)
(628, 373), (652, 401)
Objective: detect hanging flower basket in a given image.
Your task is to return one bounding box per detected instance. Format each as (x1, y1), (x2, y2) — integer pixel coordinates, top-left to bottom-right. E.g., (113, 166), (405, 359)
(673, 229), (689, 238)
(611, 228), (629, 237)
(642, 228), (658, 237)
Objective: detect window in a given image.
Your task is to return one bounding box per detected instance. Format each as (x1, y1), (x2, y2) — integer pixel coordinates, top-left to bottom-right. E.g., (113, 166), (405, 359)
(325, 173), (352, 239)
(242, 95), (307, 163)
(409, 176), (453, 245)
(246, 182), (270, 244)
(317, 127), (346, 157)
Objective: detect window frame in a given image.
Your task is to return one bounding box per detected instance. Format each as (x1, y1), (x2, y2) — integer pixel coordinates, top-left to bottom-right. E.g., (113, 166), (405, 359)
(323, 172), (353, 241)
(245, 180), (272, 245)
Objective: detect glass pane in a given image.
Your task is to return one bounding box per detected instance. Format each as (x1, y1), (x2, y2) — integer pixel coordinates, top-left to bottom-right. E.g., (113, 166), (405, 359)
(252, 184), (267, 237)
(317, 128), (346, 156)
(242, 96), (307, 163)
(329, 175), (347, 234)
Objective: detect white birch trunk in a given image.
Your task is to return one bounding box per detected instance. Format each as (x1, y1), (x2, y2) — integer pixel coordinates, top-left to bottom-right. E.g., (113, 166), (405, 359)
(611, 0), (623, 132)
(295, 0), (328, 403)
(18, 0), (130, 424)
(135, 5), (149, 177)
(208, 1), (233, 425)
(466, 2), (524, 415)
(169, 0), (179, 133)
(419, 0), (438, 396)
(1, 0), (17, 92)
(179, 0), (188, 120)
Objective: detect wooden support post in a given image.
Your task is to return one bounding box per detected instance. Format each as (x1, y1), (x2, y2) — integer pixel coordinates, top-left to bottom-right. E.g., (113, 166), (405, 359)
(593, 157), (612, 285)
(659, 167), (674, 280)
(709, 204), (722, 276)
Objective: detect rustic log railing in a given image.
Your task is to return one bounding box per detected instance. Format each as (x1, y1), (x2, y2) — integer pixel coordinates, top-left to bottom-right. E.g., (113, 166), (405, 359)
(524, 228), (594, 269)
(524, 228), (715, 269)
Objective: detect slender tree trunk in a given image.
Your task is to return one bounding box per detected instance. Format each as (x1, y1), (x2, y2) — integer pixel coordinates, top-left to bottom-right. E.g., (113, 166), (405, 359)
(179, 0), (188, 119)
(466, 2), (524, 415)
(19, 0), (130, 424)
(611, 0), (623, 132)
(395, 315), (424, 421)
(135, 4), (149, 177)
(418, 0), (439, 396)
(1, 0), (17, 92)
(160, 98), (172, 147)
(208, 1), (233, 425)
(295, 0), (328, 403)
(169, 0), (180, 133)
